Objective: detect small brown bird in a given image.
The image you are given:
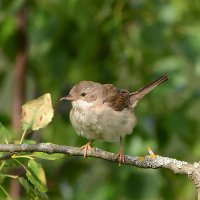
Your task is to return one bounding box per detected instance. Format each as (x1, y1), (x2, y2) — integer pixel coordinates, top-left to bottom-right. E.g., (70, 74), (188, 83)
(61, 75), (168, 164)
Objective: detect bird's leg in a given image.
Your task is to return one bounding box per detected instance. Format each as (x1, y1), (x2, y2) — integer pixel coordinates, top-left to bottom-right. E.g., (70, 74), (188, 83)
(81, 140), (94, 157)
(115, 137), (125, 165)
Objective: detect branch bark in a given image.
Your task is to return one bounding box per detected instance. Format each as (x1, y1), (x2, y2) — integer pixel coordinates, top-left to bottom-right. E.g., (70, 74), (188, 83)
(0, 143), (200, 198)
(0, 145), (197, 174)
(0, 143), (193, 169)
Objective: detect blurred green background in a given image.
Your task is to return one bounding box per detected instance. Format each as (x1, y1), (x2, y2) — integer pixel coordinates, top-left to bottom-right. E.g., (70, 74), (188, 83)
(0, 0), (200, 199)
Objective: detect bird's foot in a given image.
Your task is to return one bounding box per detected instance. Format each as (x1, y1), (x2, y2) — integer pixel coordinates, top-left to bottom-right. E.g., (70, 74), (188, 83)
(115, 151), (125, 166)
(146, 146), (158, 158)
(81, 142), (92, 157)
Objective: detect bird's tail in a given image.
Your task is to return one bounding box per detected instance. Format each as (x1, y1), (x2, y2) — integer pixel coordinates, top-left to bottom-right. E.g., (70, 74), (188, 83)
(130, 75), (168, 108)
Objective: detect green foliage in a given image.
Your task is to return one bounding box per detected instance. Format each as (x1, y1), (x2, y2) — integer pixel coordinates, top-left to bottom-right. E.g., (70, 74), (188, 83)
(26, 160), (47, 193)
(19, 177), (48, 200)
(32, 152), (63, 160)
(0, 123), (11, 143)
(0, 0), (200, 199)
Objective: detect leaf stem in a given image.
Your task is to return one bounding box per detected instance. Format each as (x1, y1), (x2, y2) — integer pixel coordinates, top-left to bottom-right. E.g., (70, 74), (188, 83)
(19, 128), (27, 144)
(0, 161), (5, 171)
(14, 159), (28, 171)
(12, 154), (34, 160)
(0, 174), (18, 179)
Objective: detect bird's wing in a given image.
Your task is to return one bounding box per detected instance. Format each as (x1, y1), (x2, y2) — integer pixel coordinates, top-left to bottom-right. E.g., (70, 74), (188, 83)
(103, 84), (130, 111)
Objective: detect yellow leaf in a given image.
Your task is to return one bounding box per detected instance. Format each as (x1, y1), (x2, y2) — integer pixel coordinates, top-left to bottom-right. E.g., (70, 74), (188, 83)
(21, 93), (54, 131)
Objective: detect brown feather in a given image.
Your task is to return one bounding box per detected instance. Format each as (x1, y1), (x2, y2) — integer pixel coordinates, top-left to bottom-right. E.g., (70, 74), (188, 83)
(103, 84), (130, 111)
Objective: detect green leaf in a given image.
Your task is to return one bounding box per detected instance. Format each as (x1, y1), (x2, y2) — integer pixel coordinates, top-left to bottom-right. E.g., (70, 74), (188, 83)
(0, 191), (7, 200)
(19, 177), (48, 199)
(18, 177), (30, 192)
(26, 160), (47, 193)
(0, 122), (10, 143)
(0, 185), (10, 200)
(21, 93), (54, 131)
(22, 139), (37, 144)
(32, 152), (64, 160)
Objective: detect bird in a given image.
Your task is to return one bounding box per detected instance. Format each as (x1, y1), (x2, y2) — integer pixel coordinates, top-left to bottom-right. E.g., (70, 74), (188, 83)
(60, 75), (168, 164)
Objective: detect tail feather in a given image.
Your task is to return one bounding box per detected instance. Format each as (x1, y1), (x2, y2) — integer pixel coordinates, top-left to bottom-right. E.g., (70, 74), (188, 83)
(130, 75), (168, 108)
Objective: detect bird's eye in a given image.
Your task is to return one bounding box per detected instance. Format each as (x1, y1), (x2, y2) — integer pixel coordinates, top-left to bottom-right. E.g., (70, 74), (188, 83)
(81, 92), (87, 97)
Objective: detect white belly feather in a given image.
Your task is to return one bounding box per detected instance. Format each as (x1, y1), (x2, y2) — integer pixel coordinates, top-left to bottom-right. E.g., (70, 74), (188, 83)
(70, 100), (137, 142)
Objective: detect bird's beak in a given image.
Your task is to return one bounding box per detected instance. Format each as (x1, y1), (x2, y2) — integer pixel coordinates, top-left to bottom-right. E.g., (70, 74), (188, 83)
(60, 94), (75, 101)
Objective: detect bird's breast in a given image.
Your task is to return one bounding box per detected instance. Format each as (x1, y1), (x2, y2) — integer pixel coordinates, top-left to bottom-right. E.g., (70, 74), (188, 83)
(70, 100), (137, 142)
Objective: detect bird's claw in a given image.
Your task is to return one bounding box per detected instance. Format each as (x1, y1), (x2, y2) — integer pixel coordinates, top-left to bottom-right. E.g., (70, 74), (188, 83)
(115, 151), (125, 166)
(81, 142), (92, 157)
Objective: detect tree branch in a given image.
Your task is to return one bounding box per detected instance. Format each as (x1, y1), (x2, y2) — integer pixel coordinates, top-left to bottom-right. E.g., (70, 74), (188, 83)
(0, 143), (194, 171)
(0, 143), (200, 198)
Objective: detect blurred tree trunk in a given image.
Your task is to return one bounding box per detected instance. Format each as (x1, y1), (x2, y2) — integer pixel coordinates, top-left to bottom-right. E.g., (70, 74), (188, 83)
(12, 5), (27, 128)
(10, 4), (27, 199)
